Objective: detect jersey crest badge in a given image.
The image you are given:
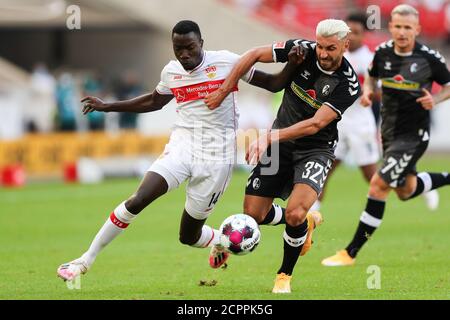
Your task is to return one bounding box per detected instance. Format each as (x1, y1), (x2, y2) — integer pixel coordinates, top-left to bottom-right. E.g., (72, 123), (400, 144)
(252, 178), (261, 190)
(205, 65), (217, 79)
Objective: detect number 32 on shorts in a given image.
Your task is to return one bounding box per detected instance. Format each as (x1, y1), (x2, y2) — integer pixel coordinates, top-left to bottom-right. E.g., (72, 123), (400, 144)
(301, 160), (332, 188)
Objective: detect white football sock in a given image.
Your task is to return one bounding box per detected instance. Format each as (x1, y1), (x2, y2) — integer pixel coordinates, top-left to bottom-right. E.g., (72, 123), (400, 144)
(81, 201), (137, 267)
(192, 225), (220, 248)
(310, 200), (321, 211)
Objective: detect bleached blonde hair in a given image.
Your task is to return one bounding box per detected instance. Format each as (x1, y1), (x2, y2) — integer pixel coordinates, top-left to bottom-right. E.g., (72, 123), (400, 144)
(316, 19), (351, 41)
(391, 4), (419, 18)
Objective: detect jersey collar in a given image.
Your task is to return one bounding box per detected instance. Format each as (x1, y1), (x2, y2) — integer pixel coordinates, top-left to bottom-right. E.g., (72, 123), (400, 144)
(393, 41), (419, 57)
(394, 49), (413, 56)
(316, 61), (335, 75)
(188, 51), (206, 74)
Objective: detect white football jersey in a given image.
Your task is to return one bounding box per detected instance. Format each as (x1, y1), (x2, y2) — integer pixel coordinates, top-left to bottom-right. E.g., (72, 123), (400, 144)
(343, 45), (374, 118)
(337, 45), (380, 165)
(156, 50), (255, 161)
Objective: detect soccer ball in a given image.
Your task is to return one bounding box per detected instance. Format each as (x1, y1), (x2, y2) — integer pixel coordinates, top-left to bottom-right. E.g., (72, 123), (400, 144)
(219, 214), (261, 255)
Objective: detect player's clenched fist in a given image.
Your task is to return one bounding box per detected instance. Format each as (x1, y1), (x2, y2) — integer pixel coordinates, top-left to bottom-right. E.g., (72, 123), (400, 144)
(287, 45), (307, 66)
(416, 88), (435, 110)
(81, 96), (107, 114)
(246, 133), (270, 165)
(204, 87), (227, 111)
(360, 90), (373, 107)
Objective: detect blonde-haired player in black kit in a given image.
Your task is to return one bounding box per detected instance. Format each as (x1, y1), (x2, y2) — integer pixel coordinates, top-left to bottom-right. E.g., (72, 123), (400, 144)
(206, 19), (361, 293)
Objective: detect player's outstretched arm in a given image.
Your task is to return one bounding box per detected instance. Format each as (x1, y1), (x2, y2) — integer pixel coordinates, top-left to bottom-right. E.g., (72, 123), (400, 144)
(250, 46), (306, 93)
(433, 85), (450, 105)
(204, 45), (274, 110)
(246, 105), (338, 164)
(275, 105), (338, 141)
(417, 85), (450, 110)
(81, 90), (173, 115)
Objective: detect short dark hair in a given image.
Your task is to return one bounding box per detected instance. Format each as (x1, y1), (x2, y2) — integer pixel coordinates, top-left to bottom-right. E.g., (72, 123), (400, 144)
(346, 12), (369, 30)
(172, 20), (202, 39)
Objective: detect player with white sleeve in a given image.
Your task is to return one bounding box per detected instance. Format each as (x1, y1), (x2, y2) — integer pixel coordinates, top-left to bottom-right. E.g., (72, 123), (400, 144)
(57, 20), (302, 282)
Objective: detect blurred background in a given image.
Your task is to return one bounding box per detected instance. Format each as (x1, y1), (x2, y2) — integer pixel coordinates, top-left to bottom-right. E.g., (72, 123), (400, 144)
(0, 0), (449, 186)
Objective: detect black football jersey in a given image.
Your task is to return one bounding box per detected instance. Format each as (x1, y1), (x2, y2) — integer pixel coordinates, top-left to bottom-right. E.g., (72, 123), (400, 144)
(272, 39), (361, 151)
(368, 40), (450, 141)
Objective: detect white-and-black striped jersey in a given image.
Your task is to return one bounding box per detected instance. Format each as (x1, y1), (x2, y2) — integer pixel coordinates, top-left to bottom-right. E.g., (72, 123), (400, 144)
(272, 39), (361, 151)
(368, 40), (450, 141)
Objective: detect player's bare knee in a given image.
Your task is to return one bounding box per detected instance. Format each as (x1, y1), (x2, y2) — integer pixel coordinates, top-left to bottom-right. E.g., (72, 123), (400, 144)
(395, 188), (414, 201)
(285, 206), (307, 226)
(243, 201), (267, 224)
(368, 177), (389, 200)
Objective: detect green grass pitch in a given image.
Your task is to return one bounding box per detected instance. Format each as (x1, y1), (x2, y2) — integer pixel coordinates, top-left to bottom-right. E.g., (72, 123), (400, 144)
(1, 156), (449, 300)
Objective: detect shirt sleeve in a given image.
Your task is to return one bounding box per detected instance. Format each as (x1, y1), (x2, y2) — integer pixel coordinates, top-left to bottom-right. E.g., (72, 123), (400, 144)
(272, 38), (314, 64)
(155, 65), (173, 95)
(367, 50), (380, 78)
(272, 40), (294, 63)
(429, 52), (450, 86)
(226, 50), (256, 83)
(323, 79), (361, 119)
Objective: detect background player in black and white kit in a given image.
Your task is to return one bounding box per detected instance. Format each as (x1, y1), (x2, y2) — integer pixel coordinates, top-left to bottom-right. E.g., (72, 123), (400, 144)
(206, 19), (360, 293)
(322, 4), (450, 267)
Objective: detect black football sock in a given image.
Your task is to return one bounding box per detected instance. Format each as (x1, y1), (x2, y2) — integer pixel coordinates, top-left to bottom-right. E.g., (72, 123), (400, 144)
(277, 219), (308, 276)
(346, 198), (386, 258)
(408, 172), (450, 199)
(260, 204), (286, 225)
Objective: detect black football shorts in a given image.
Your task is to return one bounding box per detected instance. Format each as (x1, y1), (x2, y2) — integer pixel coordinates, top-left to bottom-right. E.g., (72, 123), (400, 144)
(379, 133), (429, 187)
(245, 143), (334, 200)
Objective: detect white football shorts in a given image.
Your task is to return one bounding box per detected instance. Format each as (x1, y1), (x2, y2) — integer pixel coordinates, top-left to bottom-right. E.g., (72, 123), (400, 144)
(148, 130), (233, 220)
(335, 105), (380, 166)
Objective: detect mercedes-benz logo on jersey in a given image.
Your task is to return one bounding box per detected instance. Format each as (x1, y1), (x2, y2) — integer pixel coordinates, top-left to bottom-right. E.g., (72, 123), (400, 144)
(322, 84), (330, 96)
(252, 178), (261, 190)
(410, 63), (418, 73)
(174, 89), (185, 102)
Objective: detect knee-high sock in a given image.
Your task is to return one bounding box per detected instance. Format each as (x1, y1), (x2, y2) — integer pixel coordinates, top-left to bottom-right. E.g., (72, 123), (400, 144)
(346, 198), (385, 258)
(260, 204), (286, 225)
(192, 225), (221, 248)
(408, 172), (450, 199)
(277, 219), (308, 276)
(81, 201), (137, 267)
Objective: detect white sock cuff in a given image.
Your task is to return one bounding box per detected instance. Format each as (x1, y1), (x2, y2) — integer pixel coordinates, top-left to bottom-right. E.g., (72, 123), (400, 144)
(283, 230), (307, 248)
(310, 200), (321, 211)
(193, 225), (219, 248)
(360, 211), (382, 228)
(269, 204), (283, 225)
(417, 172), (432, 192)
(111, 201), (137, 227)
(116, 201), (137, 223)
